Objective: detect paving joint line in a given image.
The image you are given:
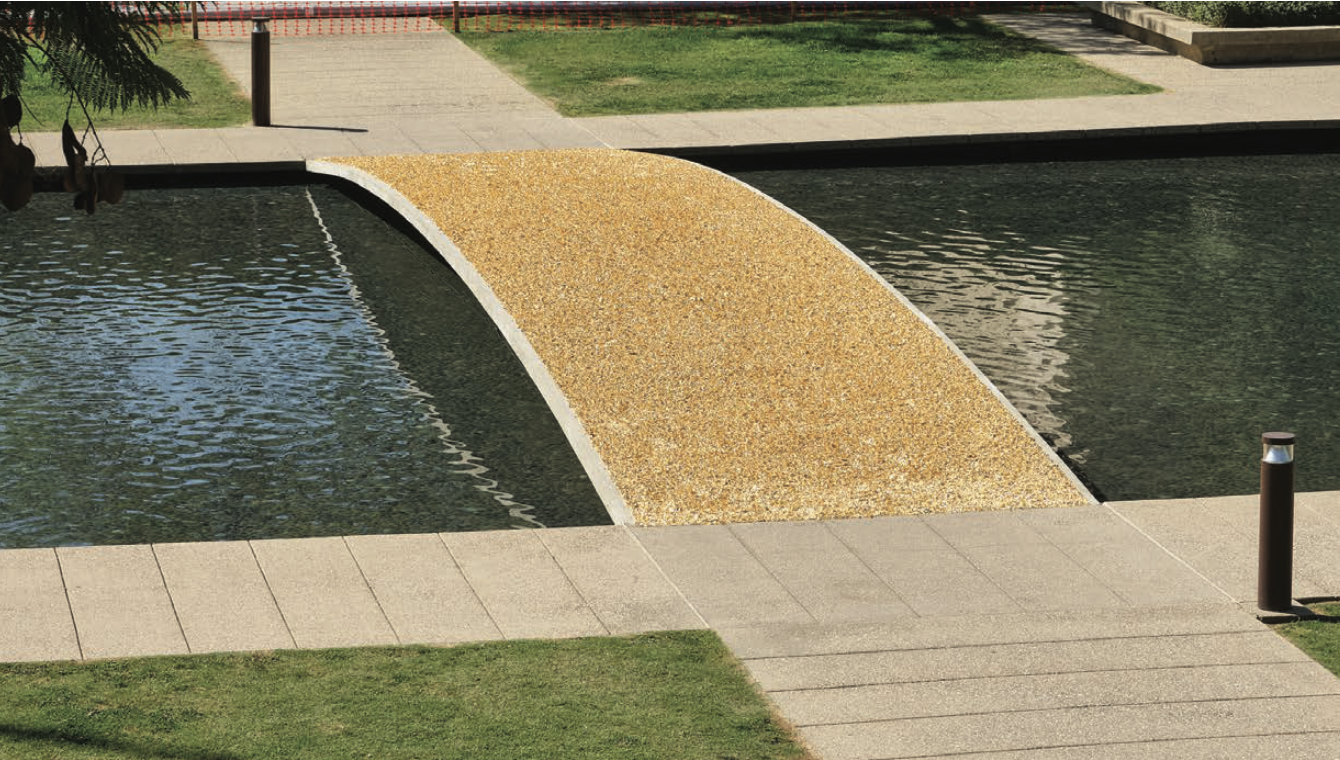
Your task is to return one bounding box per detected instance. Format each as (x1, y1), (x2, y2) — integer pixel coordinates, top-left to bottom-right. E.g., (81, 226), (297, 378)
(741, 629), (1290, 662)
(533, 531), (611, 637)
(760, 659), (1314, 695)
(789, 692), (1340, 729)
(1026, 512), (1146, 608)
(149, 544), (192, 654)
(434, 532), (505, 640)
(873, 728), (1340, 760)
(341, 536), (402, 645)
(763, 659), (1322, 695)
(246, 540), (298, 650)
(725, 523), (821, 625)
(820, 520), (917, 616)
(918, 517), (1028, 614)
(620, 525), (711, 631)
(1102, 503), (1238, 603)
(51, 548), (85, 662)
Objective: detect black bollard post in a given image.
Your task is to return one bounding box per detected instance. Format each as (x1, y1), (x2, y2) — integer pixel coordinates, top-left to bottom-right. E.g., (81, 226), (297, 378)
(1258, 432), (1296, 612)
(251, 17), (271, 127)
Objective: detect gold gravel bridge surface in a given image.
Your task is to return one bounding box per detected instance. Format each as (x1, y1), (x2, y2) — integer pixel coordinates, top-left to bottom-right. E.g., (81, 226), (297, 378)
(311, 149), (1093, 526)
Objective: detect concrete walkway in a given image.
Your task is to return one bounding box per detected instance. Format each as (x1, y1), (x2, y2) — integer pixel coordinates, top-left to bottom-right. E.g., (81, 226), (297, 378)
(4, 501), (1340, 758)
(22, 12), (1340, 170)
(6, 9), (1340, 759)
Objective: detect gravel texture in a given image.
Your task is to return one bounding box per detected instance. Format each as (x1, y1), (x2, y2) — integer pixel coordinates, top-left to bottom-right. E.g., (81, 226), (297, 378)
(331, 149), (1089, 525)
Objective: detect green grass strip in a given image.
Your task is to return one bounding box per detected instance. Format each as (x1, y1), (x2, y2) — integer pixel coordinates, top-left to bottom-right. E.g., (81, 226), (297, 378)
(16, 39), (250, 132)
(1274, 601), (1340, 678)
(457, 14), (1159, 116)
(0, 631), (810, 760)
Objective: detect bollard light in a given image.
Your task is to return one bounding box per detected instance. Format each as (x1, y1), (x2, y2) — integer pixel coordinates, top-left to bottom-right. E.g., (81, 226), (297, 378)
(1258, 431), (1296, 613)
(251, 17), (271, 127)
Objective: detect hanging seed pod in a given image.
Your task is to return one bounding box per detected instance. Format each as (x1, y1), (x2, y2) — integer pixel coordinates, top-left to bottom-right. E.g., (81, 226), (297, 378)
(14, 143), (34, 174)
(82, 175), (97, 215)
(0, 129), (17, 174)
(96, 171), (125, 204)
(1, 170), (32, 211)
(61, 120), (88, 192)
(1, 94), (18, 129)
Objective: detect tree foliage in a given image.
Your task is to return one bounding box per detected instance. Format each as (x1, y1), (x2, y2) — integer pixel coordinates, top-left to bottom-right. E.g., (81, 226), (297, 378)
(1, 2), (189, 111)
(1, 2), (191, 212)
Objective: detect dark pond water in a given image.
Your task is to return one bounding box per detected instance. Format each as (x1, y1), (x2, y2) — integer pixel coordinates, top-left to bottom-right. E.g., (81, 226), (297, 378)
(733, 154), (1340, 501)
(0, 185), (608, 548)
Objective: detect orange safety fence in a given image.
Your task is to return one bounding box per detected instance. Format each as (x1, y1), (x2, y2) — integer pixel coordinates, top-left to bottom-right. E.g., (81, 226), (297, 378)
(153, 2), (1067, 37)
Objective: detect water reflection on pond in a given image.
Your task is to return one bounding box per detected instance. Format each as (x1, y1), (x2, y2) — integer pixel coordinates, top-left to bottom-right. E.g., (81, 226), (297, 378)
(0, 185), (608, 547)
(733, 154), (1340, 501)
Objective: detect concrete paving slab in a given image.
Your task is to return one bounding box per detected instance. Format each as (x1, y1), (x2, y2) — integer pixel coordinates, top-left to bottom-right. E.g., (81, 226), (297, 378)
(341, 125), (432, 157)
(632, 524), (813, 628)
(728, 522), (914, 623)
(57, 545), (188, 659)
(825, 515), (951, 552)
(1016, 504), (1142, 544)
(934, 733), (1340, 760)
(1055, 538), (1230, 606)
(923, 511), (1050, 549)
(859, 547), (1021, 616)
(457, 123), (549, 152)
(90, 131), (172, 168)
(571, 115), (665, 149)
(154, 541), (294, 654)
(720, 604), (1259, 659)
(770, 661), (1340, 726)
(345, 533), (501, 645)
(686, 112), (791, 144)
(268, 127), (362, 160)
(1300, 490), (1340, 523)
(743, 630), (1307, 691)
(513, 118), (604, 150)
(216, 127), (305, 163)
(0, 549), (81, 662)
(536, 526), (705, 635)
(719, 613), (1039, 660)
(152, 128), (237, 165)
(823, 515), (1021, 614)
(394, 121), (484, 153)
(620, 114), (725, 147)
(1293, 509), (1340, 597)
(1109, 498), (1260, 601)
(249, 537), (397, 649)
(958, 542), (1126, 611)
(442, 529), (607, 640)
(1119, 496), (1335, 602)
(799, 695), (1340, 760)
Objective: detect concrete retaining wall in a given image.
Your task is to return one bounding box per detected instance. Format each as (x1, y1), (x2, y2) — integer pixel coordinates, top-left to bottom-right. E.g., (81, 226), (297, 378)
(1083, 1), (1340, 64)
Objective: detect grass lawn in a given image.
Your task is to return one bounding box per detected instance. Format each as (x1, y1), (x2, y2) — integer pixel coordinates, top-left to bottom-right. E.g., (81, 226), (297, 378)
(456, 14), (1160, 116)
(16, 39), (250, 131)
(1274, 601), (1340, 678)
(0, 631), (811, 760)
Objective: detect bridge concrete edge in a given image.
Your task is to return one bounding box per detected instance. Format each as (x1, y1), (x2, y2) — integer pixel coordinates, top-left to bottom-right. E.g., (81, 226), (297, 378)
(699, 159), (1100, 506)
(306, 159), (637, 526)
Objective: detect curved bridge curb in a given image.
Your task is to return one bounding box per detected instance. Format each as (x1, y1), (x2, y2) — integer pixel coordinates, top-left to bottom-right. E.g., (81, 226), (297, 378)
(307, 158), (636, 526)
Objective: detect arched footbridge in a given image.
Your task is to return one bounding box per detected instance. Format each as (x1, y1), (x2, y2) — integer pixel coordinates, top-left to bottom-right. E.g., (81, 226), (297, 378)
(309, 149), (1093, 526)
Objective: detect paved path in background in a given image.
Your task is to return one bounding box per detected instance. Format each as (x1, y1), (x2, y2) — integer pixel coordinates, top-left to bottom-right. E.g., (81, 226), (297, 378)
(21, 12), (1340, 169)
(7, 10), (1340, 759)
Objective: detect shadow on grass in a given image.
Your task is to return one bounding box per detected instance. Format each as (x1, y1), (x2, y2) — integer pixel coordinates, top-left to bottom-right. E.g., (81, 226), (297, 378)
(0, 723), (243, 760)
(728, 14), (1077, 60)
